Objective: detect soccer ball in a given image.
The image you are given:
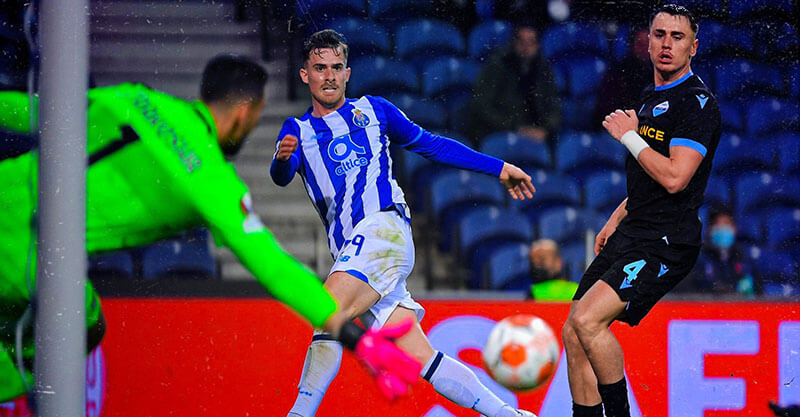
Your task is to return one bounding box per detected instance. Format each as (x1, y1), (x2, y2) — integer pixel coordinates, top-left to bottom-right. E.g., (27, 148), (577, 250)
(482, 314), (560, 391)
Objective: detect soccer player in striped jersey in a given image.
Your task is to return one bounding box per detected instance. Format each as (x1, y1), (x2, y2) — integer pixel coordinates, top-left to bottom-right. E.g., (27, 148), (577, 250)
(271, 30), (538, 417)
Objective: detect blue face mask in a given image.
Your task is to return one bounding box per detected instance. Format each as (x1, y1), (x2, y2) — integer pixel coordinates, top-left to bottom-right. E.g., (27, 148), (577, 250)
(710, 225), (735, 249)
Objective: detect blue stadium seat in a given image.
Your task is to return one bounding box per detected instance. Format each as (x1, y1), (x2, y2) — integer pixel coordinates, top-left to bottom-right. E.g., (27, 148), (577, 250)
(695, 22), (753, 60)
(368, 0), (434, 30)
(792, 64), (800, 99)
(541, 22), (608, 60)
(560, 56), (608, 98)
(560, 96), (599, 131)
(703, 176), (731, 208)
(730, 0), (793, 20)
(484, 242), (531, 290)
(561, 241), (589, 283)
(538, 207), (605, 246)
(399, 150), (455, 212)
(764, 132), (800, 175)
(584, 170), (627, 216)
(765, 208), (800, 249)
(715, 60), (784, 101)
(327, 18), (392, 59)
(468, 20), (512, 61)
(758, 22), (799, 60)
(422, 57), (480, 105)
(758, 250), (798, 295)
(552, 63), (568, 95)
(141, 229), (216, 279)
(746, 99), (800, 136)
(735, 172), (800, 218)
(387, 93), (447, 131)
(455, 206), (533, 288)
(395, 19), (465, 68)
(717, 100), (745, 133)
(88, 250), (135, 279)
(510, 169), (581, 225)
(610, 24), (630, 62)
(712, 134), (776, 185)
(556, 132), (626, 184)
(348, 56), (419, 98)
(295, 0), (367, 24)
(428, 171), (507, 251)
(479, 131), (551, 170)
(736, 213), (764, 245)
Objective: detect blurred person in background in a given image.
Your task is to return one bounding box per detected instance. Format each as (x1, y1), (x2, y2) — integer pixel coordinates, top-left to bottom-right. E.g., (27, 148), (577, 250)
(468, 22), (561, 146)
(677, 205), (757, 296)
(271, 29), (539, 417)
(0, 55), (418, 406)
(527, 238), (578, 300)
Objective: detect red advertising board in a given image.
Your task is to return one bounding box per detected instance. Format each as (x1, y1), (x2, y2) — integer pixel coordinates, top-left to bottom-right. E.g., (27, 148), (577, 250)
(99, 299), (799, 416)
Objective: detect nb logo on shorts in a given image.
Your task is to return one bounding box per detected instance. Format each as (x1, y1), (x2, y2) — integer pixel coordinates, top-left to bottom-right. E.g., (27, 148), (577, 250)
(340, 255), (351, 262)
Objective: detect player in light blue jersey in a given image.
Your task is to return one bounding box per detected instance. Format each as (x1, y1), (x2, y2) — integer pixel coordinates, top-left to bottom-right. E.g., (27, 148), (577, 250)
(271, 30), (538, 417)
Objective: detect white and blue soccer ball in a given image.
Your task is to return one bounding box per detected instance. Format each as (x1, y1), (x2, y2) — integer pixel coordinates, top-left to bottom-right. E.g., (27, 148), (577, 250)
(482, 314), (560, 391)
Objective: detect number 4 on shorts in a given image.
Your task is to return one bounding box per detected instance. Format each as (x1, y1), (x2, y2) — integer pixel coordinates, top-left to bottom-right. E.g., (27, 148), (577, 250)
(620, 259), (646, 289)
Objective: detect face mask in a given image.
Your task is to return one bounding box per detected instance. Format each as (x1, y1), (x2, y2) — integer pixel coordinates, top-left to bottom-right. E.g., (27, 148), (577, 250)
(710, 225), (735, 249)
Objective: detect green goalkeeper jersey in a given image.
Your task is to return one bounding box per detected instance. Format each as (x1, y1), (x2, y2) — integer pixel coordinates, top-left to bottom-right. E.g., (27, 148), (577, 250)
(0, 84), (337, 328)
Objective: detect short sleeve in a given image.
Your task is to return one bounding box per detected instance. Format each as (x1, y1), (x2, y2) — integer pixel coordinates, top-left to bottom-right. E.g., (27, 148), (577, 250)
(669, 92), (721, 158)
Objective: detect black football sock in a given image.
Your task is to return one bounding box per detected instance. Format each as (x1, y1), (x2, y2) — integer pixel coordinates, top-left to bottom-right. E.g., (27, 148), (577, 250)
(598, 377), (631, 417)
(573, 402), (603, 417)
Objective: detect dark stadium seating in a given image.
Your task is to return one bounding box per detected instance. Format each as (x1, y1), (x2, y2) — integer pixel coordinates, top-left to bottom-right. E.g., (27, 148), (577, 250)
(717, 100), (745, 133)
(765, 207), (800, 249)
(746, 99), (800, 136)
(347, 56), (419, 98)
(715, 60), (784, 102)
(712, 134), (777, 186)
(541, 22), (608, 60)
(509, 169), (582, 225)
(467, 19), (512, 61)
(583, 170), (627, 216)
(386, 93), (447, 131)
(538, 207), (605, 246)
(454, 206), (533, 288)
(141, 229), (217, 280)
(88, 250), (135, 279)
(368, 0), (434, 30)
(428, 170), (506, 251)
(421, 56), (480, 107)
(483, 242), (530, 290)
(735, 173), (800, 219)
(394, 19), (465, 69)
(556, 132), (626, 184)
(479, 131), (551, 170)
(327, 18), (392, 59)
(295, 0), (367, 25)
(766, 132), (800, 175)
(702, 176), (731, 208)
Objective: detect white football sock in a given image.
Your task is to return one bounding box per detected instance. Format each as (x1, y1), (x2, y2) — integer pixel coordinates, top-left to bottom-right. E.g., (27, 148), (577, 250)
(422, 351), (509, 417)
(286, 331), (343, 417)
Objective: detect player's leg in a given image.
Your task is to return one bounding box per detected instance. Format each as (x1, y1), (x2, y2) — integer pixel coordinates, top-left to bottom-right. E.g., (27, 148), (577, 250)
(562, 301), (603, 417)
(287, 272), (379, 417)
(384, 306), (536, 417)
(567, 280), (629, 417)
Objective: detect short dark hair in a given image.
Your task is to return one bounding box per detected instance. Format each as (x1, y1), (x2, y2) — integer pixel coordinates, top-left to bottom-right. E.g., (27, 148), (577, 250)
(302, 29), (349, 65)
(650, 3), (699, 34)
(200, 54), (267, 104)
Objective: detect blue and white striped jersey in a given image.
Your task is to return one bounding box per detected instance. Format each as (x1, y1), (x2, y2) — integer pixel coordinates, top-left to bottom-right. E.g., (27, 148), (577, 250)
(271, 95), (503, 259)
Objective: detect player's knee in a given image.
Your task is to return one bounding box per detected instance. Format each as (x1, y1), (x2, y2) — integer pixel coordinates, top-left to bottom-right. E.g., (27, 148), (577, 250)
(561, 320), (580, 347)
(570, 311), (602, 341)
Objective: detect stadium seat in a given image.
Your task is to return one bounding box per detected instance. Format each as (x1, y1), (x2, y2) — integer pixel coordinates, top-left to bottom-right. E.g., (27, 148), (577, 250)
(538, 207), (605, 246)
(694, 22), (753, 60)
(765, 207), (800, 249)
(368, 0), (434, 30)
(347, 56), (419, 98)
(558, 56), (608, 98)
(88, 250), (135, 279)
(560, 241), (590, 283)
(715, 60), (784, 101)
(736, 214), (764, 245)
(702, 175), (731, 208)
(584, 170), (627, 216)
(428, 171), (507, 251)
(295, 0), (367, 25)
(468, 19), (512, 61)
(792, 64), (800, 99)
(327, 18), (392, 59)
(746, 98), (800, 136)
(712, 134), (776, 185)
(454, 206), (533, 288)
(757, 22), (799, 60)
(717, 100), (745, 133)
(483, 242), (531, 290)
(387, 93), (447, 131)
(421, 57), (480, 105)
(541, 22), (608, 60)
(510, 169), (581, 225)
(479, 131), (551, 170)
(556, 132), (626, 184)
(730, 0), (793, 20)
(758, 250), (798, 295)
(678, 0), (726, 20)
(734, 172), (800, 218)
(141, 229), (216, 279)
(764, 132), (800, 175)
(559, 97), (599, 131)
(394, 19), (465, 68)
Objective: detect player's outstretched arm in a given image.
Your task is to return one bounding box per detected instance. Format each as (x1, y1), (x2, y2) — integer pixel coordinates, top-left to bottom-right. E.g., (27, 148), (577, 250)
(270, 133), (300, 186)
(328, 317), (422, 400)
(499, 162), (536, 200)
(595, 198), (628, 255)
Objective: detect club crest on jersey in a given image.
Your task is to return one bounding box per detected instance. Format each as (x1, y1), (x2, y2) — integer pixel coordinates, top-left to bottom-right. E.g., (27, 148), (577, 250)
(351, 108), (370, 127)
(653, 101), (669, 117)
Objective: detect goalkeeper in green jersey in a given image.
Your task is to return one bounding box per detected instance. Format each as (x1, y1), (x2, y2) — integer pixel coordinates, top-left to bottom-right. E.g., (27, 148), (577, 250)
(0, 55), (419, 403)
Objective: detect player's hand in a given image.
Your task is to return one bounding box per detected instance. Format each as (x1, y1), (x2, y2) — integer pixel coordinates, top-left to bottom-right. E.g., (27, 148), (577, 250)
(499, 162), (536, 200)
(602, 109), (638, 141)
(276, 134), (298, 162)
(355, 319), (422, 401)
(594, 223), (616, 255)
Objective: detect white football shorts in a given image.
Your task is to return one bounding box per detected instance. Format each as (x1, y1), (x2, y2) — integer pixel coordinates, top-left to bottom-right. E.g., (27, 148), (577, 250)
(329, 209), (425, 329)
